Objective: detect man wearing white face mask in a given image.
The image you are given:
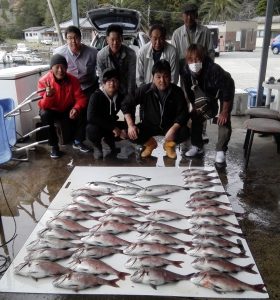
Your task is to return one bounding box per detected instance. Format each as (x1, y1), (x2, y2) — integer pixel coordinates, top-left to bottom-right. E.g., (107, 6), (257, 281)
(182, 44), (235, 164)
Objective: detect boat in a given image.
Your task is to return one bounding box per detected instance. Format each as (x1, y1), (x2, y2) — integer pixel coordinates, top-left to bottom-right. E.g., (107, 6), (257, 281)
(15, 43), (31, 54)
(25, 54), (43, 63)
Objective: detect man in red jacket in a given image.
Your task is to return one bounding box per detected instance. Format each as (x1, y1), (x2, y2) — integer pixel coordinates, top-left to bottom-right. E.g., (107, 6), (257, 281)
(38, 54), (87, 158)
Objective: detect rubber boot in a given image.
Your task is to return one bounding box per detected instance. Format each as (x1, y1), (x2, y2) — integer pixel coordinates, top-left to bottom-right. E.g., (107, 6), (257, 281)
(92, 143), (103, 160)
(163, 141), (177, 159)
(141, 137), (157, 158)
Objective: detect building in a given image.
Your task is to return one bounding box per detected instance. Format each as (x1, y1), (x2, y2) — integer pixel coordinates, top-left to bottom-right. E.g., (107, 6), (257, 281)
(23, 26), (49, 43)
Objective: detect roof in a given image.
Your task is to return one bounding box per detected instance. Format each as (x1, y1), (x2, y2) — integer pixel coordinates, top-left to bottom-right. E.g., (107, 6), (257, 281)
(23, 26), (48, 32)
(58, 18), (92, 29)
(253, 15), (280, 24)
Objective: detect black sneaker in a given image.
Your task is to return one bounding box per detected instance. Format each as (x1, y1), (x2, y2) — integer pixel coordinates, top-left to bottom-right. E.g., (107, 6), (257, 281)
(72, 142), (90, 153)
(50, 147), (63, 159)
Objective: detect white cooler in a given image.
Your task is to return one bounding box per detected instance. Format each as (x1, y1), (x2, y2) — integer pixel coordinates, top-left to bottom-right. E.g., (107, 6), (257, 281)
(231, 88), (248, 115)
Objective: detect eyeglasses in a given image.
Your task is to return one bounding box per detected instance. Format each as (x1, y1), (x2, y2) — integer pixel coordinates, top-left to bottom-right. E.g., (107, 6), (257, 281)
(66, 36), (80, 41)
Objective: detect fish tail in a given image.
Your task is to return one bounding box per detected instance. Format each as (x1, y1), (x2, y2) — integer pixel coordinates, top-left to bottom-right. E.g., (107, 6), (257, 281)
(164, 198), (171, 202)
(147, 178), (152, 181)
(142, 205), (150, 210)
(232, 224), (241, 229)
(118, 272), (130, 280)
(183, 187), (190, 190)
(172, 260), (184, 268)
(177, 247), (186, 254)
(253, 284), (266, 293)
(244, 263), (257, 274)
(108, 278), (119, 287)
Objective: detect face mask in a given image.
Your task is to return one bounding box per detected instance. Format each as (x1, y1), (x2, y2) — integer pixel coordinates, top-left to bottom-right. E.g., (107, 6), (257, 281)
(188, 62), (202, 73)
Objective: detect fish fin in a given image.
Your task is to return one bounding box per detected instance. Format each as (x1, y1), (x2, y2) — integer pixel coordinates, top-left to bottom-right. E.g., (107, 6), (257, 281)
(177, 247), (186, 254)
(184, 241), (193, 247)
(142, 205), (150, 210)
(164, 198), (170, 202)
(118, 272), (130, 280)
(109, 278), (119, 288)
(183, 187), (190, 190)
(253, 284), (266, 293)
(150, 284), (157, 290)
(213, 285), (224, 294)
(245, 263), (257, 274)
(147, 178), (152, 181)
(172, 260), (184, 268)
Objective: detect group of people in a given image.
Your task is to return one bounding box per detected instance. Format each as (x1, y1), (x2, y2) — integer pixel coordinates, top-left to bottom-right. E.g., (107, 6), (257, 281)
(37, 3), (235, 164)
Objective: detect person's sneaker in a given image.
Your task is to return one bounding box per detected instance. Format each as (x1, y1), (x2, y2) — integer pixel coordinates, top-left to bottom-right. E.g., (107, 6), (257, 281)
(215, 151), (226, 163)
(50, 147), (64, 159)
(72, 142), (90, 153)
(185, 145), (204, 157)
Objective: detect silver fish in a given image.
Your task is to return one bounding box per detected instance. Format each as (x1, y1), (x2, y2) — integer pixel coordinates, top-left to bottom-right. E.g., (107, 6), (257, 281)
(190, 190), (229, 199)
(26, 238), (80, 251)
(109, 174), (151, 182)
(111, 180), (144, 189)
(86, 181), (123, 193)
(89, 220), (135, 234)
(131, 267), (193, 289)
(52, 272), (119, 291)
(191, 206), (236, 217)
(187, 245), (248, 259)
(136, 184), (187, 196)
(191, 257), (257, 274)
(188, 216), (240, 228)
(24, 249), (74, 261)
(181, 169), (215, 176)
(123, 242), (185, 256)
(98, 214), (142, 225)
(105, 205), (145, 217)
(125, 256), (184, 269)
(183, 175), (219, 182)
(81, 232), (130, 247)
(133, 195), (170, 203)
(138, 232), (191, 246)
(102, 196), (149, 209)
(14, 260), (69, 279)
(114, 187), (141, 195)
(66, 202), (101, 212)
(188, 225), (243, 237)
(146, 210), (187, 221)
(56, 209), (98, 221)
(46, 217), (89, 233)
(184, 181), (220, 189)
(137, 221), (189, 234)
(69, 257), (130, 280)
(73, 195), (109, 210)
(71, 246), (122, 259)
(70, 188), (105, 198)
(192, 235), (243, 249)
(185, 198), (230, 208)
(190, 271), (266, 293)
(37, 227), (80, 240)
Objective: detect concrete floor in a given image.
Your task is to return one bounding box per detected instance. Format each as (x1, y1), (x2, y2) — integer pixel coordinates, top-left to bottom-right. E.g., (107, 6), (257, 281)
(0, 115), (279, 300)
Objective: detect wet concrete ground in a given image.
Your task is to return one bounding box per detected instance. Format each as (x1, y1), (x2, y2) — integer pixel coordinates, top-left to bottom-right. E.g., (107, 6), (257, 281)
(0, 115), (279, 300)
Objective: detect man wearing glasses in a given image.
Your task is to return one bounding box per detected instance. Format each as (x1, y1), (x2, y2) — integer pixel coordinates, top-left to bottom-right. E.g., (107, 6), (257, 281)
(54, 25), (98, 152)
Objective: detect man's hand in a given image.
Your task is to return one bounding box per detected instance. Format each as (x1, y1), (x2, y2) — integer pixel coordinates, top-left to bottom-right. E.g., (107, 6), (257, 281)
(217, 111), (229, 126)
(69, 108), (78, 119)
(128, 125), (139, 140)
(165, 123), (180, 141)
(112, 127), (121, 137)
(45, 80), (55, 97)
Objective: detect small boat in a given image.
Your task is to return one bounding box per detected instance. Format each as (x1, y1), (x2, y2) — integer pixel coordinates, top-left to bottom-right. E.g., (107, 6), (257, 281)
(25, 54), (43, 63)
(15, 43), (31, 54)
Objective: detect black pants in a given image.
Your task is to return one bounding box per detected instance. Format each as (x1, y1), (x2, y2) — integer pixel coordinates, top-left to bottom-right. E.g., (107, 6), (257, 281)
(40, 109), (86, 147)
(86, 121), (127, 148)
(136, 123), (189, 145)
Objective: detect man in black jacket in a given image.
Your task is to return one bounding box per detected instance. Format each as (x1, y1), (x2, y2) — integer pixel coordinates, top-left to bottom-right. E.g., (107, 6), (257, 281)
(182, 44), (235, 164)
(123, 60), (189, 159)
(86, 68), (127, 159)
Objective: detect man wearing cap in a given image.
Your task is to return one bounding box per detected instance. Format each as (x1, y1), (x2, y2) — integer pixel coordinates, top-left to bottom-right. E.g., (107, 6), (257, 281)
(38, 54), (87, 159)
(54, 25), (98, 152)
(86, 68), (127, 159)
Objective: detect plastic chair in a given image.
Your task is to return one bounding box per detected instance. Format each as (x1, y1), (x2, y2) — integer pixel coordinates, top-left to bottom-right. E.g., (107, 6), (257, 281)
(0, 98), (17, 146)
(0, 106), (12, 164)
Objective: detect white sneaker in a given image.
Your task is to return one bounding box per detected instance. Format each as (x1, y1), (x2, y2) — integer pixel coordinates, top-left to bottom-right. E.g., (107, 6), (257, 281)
(215, 151), (225, 163)
(185, 145), (204, 157)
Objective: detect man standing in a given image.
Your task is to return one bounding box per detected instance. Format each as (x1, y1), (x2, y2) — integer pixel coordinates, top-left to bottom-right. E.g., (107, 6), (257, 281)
(54, 25), (98, 152)
(137, 24), (179, 86)
(97, 24), (136, 96)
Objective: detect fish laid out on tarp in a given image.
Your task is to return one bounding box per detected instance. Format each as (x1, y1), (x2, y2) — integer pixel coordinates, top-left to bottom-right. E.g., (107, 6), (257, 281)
(69, 257), (130, 280)
(133, 194), (170, 203)
(183, 175), (219, 182)
(37, 227), (80, 240)
(66, 202), (103, 213)
(24, 249), (74, 262)
(81, 232), (131, 247)
(70, 188), (106, 198)
(136, 184), (188, 197)
(190, 271), (266, 293)
(98, 214), (142, 225)
(46, 217), (89, 233)
(188, 215), (240, 229)
(123, 242), (186, 256)
(191, 257), (257, 274)
(191, 235), (243, 249)
(86, 181), (124, 193)
(125, 255), (184, 269)
(89, 220), (135, 234)
(137, 221), (189, 234)
(185, 198), (230, 208)
(26, 238), (81, 251)
(113, 186), (142, 195)
(72, 195), (109, 210)
(105, 205), (146, 217)
(56, 209), (98, 221)
(188, 225), (243, 237)
(146, 210), (188, 222)
(71, 246), (123, 259)
(138, 232), (191, 246)
(110, 180), (144, 189)
(102, 196), (149, 209)
(109, 174), (151, 182)
(191, 206), (237, 217)
(184, 181), (220, 189)
(130, 267), (193, 289)
(14, 260), (69, 279)
(181, 169), (216, 176)
(52, 272), (119, 291)
(190, 190), (229, 199)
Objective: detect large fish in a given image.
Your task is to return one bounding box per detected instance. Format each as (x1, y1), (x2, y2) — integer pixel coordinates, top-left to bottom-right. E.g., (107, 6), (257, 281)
(14, 260), (69, 279)
(110, 180), (144, 189)
(73, 195), (109, 210)
(184, 181), (220, 189)
(46, 217), (89, 233)
(105, 205), (145, 217)
(123, 242), (185, 256)
(109, 174), (151, 182)
(183, 175), (219, 182)
(37, 227), (80, 240)
(146, 210), (187, 221)
(102, 196), (149, 209)
(86, 181), (123, 193)
(188, 216), (240, 229)
(136, 184), (188, 197)
(66, 202), (102, 213)
(89, 220), (135, 234)
(181, 169), (215, 176)
(125, 256), (184, 269)
(185, 198), (230, 208)
(137, 221), (189, 234)
(26, 238), (80, 251)
(130, 267), (193, 289)
(191, 206), (236, 217)
(191, 257), (257, 274)
(188, 225), (243, 237)
(71, 246), (122, 259)
(56, 209), (98, 221)
(24, 249), (74, 261)
(70, 188), (105, 198)
(69, 257), (130, 280)
(190, 190), (229, 200)
(81, 232), (130, 247)
(114, 187), (141, 195)
(138, 232), (191, 246)
(98, 214), (142, 225)
(133, 195), (170, 203)
(190, 271), (266, 293)
(52, 272), (119, 291)
(187, 245), (248, 259)
(192, 235), (243, 249)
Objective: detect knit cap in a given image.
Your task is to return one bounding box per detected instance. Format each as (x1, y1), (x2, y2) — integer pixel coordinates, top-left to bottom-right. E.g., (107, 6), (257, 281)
(50, 54), (68, 69)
